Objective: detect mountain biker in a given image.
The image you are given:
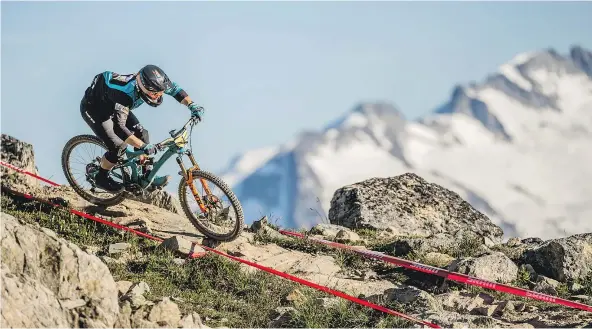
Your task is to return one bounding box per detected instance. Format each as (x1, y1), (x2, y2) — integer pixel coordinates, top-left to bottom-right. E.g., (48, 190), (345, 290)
(79, 64), (204, 193)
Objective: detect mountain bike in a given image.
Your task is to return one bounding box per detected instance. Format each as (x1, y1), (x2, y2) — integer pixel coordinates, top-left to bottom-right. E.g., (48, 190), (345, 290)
(60, 116), (244, 242)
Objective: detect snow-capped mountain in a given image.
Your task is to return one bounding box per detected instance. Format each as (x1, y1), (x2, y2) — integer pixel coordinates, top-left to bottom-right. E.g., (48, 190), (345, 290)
(220, 45), (592, 240)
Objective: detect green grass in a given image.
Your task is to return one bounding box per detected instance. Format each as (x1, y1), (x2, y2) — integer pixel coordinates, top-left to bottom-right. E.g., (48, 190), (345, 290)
(515, 265), (532, 287)
(352, 228), (378, 239)
(576, 272), (592, 296)
(447, 233), (485, 258)
(1, 189), (417, 328)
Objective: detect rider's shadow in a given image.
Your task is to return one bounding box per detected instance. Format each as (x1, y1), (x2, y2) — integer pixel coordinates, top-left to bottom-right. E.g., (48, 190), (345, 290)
(83, 205), (127, 218)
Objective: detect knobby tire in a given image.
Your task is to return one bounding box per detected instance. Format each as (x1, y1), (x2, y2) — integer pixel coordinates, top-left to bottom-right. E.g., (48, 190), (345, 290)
(61, 134), (126, 207)
(178, 169), (244, 242)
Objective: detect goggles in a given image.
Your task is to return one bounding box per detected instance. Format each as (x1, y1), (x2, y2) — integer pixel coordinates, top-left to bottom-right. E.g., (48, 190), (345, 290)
(136, 74), (164, 100)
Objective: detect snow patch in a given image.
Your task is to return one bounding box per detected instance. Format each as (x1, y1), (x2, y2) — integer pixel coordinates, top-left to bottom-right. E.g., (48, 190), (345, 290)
(342, 111), (369, 128)
(222, 146), (280, 187)
(306, 135), (410, 213)
(507, 51), (537, 66)
(499, 64), (533, 91)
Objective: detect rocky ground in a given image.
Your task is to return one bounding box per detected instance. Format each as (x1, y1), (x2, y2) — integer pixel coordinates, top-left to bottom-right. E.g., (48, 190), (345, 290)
(1, 133), (591, 328)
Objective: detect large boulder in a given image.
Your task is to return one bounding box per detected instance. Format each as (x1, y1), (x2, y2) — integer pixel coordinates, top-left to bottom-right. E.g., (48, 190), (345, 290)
(129, 189), (181, 214)
(521, 233), (592, 282)
(1, 212), (120, 327)
(1, 134), (40, 188)
(328, 173), (504, 245)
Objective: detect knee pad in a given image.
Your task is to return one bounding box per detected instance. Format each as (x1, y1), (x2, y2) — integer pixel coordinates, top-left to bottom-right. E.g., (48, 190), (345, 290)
(104, 151), (121, 164)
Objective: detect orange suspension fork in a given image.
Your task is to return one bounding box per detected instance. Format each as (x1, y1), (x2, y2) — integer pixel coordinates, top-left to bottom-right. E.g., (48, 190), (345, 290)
(187, 150), (214, 197)
(176, 155), (208, 213)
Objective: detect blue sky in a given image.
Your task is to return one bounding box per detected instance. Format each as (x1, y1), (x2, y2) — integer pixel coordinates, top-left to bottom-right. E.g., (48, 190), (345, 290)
(2, 1), (591, 191)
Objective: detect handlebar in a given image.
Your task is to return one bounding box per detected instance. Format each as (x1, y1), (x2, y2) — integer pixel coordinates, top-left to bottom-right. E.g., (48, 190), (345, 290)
(157, 115), (200, 149)
(125, 116), (200, 157)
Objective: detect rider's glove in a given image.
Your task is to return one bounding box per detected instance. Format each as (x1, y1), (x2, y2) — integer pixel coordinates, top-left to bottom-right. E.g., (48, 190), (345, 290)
(188, 102), (204, 122)
(141, 143), (158, 156)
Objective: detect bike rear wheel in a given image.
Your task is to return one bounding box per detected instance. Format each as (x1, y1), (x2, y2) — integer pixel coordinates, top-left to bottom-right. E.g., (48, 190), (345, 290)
(61, 134), (127, 207)
(178, 169), (244, 242)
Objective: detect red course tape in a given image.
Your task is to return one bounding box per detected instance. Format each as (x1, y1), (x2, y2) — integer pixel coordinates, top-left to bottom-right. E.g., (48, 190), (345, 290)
(1, 160), (60, 186)
(278, 230), (592, 313)
(197, 245), (441, 328)
(0, 161), (441, 328)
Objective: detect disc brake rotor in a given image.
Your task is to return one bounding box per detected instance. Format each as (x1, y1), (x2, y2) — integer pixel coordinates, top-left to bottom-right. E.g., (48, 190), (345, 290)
(202, 194), (231, 224)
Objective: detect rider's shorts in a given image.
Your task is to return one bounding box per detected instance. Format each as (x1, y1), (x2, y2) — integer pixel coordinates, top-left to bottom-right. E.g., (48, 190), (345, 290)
(80, 97), (149, 163)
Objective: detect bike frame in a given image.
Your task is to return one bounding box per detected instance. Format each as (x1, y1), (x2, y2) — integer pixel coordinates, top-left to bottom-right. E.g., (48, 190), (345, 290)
(109, 117), (213, 213)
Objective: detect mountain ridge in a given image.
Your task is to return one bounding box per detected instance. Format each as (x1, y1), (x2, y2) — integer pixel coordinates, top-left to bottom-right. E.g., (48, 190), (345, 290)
(221, 45), (592, 240)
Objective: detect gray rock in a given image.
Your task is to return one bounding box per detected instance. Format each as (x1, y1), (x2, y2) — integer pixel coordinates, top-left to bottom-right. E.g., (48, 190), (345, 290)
(148, 297), (182, 327)
(522, 232), (592, 282)
(328, 173), (504, 245)
(367, 285), (442, 312)
(58, 298), (87, 309)
(250, 216), (268, 231)
(521, 237), (545, 246)
(0, 212), (119, 328)
(436, 291), (493, 313)
(1, 134), (40, 188)
(129, 189), (182, 214)
(533, 276), (561, 295)
(387, 233), (457, 256)
(423, 309), (504, 329)
(472, 305), (497, 316)
(252, 218), (288, 241)
(506, 237), (522, 247)
(335, 229), (361, 243)
(384, 229), (489, 258)
(130, 306), (158, 328)
(423, 252), (456, 268)
(114, 300), (133, 328)
(270, 307), (297, 327)
(448, 252), (518, 283)
(314, 297), (341, 309)
(179, 312), (208, 328)
(494, 300), (515, 315)
(160, 235), (206, 257)
(109, 242), (132, 254)
(568, 282), (584, 293)
(123, 281), (151, 308)
(309, 223), (355, 238)
(116, 280), (134, 296)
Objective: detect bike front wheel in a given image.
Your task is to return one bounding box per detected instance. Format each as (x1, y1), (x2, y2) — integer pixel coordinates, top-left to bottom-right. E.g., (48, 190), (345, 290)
(178, 169), (244, 242)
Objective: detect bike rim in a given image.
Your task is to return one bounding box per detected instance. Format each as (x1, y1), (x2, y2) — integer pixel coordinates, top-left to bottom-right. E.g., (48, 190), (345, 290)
(65, 139), (126, 202)
(181, 176), (240, 237)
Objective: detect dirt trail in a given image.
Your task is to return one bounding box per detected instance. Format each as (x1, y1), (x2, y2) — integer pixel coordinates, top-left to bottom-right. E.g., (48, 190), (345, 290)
(12, 182), (398, 298)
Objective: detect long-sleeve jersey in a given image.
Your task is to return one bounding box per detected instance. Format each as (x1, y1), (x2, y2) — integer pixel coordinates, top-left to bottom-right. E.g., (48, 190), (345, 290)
(83, 71), (189, 139)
